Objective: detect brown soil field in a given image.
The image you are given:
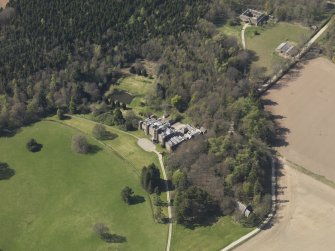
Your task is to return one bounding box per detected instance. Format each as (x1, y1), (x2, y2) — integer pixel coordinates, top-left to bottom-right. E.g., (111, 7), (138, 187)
(0, 0), (8, 8)
(265, 57), (335, 181)
(236, 57), (335, 251)
(236, 160), (335, 251)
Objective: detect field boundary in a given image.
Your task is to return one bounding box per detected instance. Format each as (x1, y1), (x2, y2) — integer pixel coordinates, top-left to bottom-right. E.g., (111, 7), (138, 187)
(258, 14), (334, 95)
(282, 158), (335, 190)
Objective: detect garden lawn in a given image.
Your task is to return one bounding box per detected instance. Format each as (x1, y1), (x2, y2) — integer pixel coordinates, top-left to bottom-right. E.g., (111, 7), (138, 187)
(246, 22), (312, 75)
(114, 75), (163, 116)
(0, 120), (166, 251)
(58, 115), (159, 169)
(171, 217), (253, 251)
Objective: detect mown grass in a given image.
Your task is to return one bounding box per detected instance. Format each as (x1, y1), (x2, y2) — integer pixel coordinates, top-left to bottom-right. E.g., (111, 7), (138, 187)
(171, 216), (253, 251)
(58, 115), (159, 170)
(246, 22), (312, 74)
(216, 23), (242, 44)
(0, 120), (167, 251)
(114, 75), (163, 116)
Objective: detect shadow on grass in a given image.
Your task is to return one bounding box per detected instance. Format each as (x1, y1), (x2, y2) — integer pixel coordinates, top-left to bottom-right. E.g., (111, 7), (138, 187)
(0, 162), (15, 180)
(88, 144), (103, 154)
(101, 233), (127, 243)
(130, 195), (145, 205)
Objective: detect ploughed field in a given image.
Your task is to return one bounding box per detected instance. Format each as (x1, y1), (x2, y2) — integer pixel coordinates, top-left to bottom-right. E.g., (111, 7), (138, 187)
(0, 120), (166, 251)
(0, 0), (8, 8)
(264, 57), (335, 181)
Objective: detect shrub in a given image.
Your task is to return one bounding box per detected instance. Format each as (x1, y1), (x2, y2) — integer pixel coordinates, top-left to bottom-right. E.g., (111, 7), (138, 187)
(0, 162), (15, 180)
(121, 186), (134, 204)
(26, 138), (43, 152)
(140, 163), (161, 194)
(93, 223), (126, 243)
(71, 135), (89, 154)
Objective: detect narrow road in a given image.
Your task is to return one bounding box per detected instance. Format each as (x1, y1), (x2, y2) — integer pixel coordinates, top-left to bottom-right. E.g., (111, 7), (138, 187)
(241, 23), (249, 50)
(137, 138), (173, 251)
(259, 16), (333, 93)
(235, 159), (335, 251)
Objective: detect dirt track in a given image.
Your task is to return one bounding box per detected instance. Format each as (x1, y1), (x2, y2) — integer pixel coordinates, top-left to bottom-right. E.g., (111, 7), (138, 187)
(236, 58), (335, 251)
(265, 58), (335, 181)
(236, 161), (335, 251)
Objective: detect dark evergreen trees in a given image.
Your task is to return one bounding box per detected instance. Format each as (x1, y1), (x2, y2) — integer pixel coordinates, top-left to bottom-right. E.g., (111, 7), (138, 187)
(175, 186), (218, 226)
(140, 163), (161, 194)
(0, 162), (15, 180)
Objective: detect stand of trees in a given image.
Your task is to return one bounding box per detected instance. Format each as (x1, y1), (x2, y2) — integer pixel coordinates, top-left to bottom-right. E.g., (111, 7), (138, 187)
(1, 0), (329, 227)
(140, 163), (161, 194)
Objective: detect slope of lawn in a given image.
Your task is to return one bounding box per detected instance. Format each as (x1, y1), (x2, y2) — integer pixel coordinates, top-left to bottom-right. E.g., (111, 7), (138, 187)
(246, 22), (312, 74)
(57, 115), (159, 169)
(113, 75), (161, 116)
(0, 120), (166, 251)
(171, 217), (253, 251)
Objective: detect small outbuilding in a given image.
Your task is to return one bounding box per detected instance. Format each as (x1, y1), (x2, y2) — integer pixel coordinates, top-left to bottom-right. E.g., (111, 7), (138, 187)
(276, 42), (299, 58)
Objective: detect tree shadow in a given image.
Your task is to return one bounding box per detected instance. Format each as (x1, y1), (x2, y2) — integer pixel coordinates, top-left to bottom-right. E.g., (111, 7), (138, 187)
(130, 195), (145, 205)
(30, 143), (43, 153)
(88, 145), (103, 154)
(101, 233), (127, 243)
(183, 213), (221, 230)
(0, 128), (21, 138)
(261, 99), (278, 106)
(0, 163), (15, 180)
(106, 132), (118, 140)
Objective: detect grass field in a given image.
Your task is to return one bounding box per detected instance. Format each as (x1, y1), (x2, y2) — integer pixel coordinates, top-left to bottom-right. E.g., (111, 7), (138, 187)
(112, 75), (163, 116)
(0, 120), (167, 251)
(246, 22), (312, 74)
(216, 23), (242, 44)
(171, 217), (253, 251)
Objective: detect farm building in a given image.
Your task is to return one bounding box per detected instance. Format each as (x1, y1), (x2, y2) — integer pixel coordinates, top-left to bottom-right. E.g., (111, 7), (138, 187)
(236, 201), (253, 218)
(239, 9), (267, 26)
(139, 116), (205, 152)
(276, 42), (299, 58)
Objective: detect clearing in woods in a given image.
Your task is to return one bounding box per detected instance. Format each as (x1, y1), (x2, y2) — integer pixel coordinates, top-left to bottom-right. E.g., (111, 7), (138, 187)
(246, 22), (311, 74)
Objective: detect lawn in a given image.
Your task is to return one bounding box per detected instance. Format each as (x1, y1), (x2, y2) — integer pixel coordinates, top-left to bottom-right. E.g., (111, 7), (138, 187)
(58, 115), (159, 170)
(171, 217), (253, 251)
(0, 120), (167, 251)
(216, 23), (242, 44)
(112, 75), (163, 117)
(246, 22), (312, 75)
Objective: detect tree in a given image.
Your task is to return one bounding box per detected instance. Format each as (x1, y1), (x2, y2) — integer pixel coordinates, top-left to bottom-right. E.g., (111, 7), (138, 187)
(0, 162), (15, 180)
(57, 108), (65, 120)
(71, 135), (89, 154)
(154, 206), (166, 223)
(121, 186), (134, 204)
(69, 96), (76, 114)
(26, 138), (42, 152)
(140, 163), (161, 194)
(113, 108), (125, 125)
(92, 123), (108, 140)
(171, 95), (183, 111)
(175, 186), (218, 226)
